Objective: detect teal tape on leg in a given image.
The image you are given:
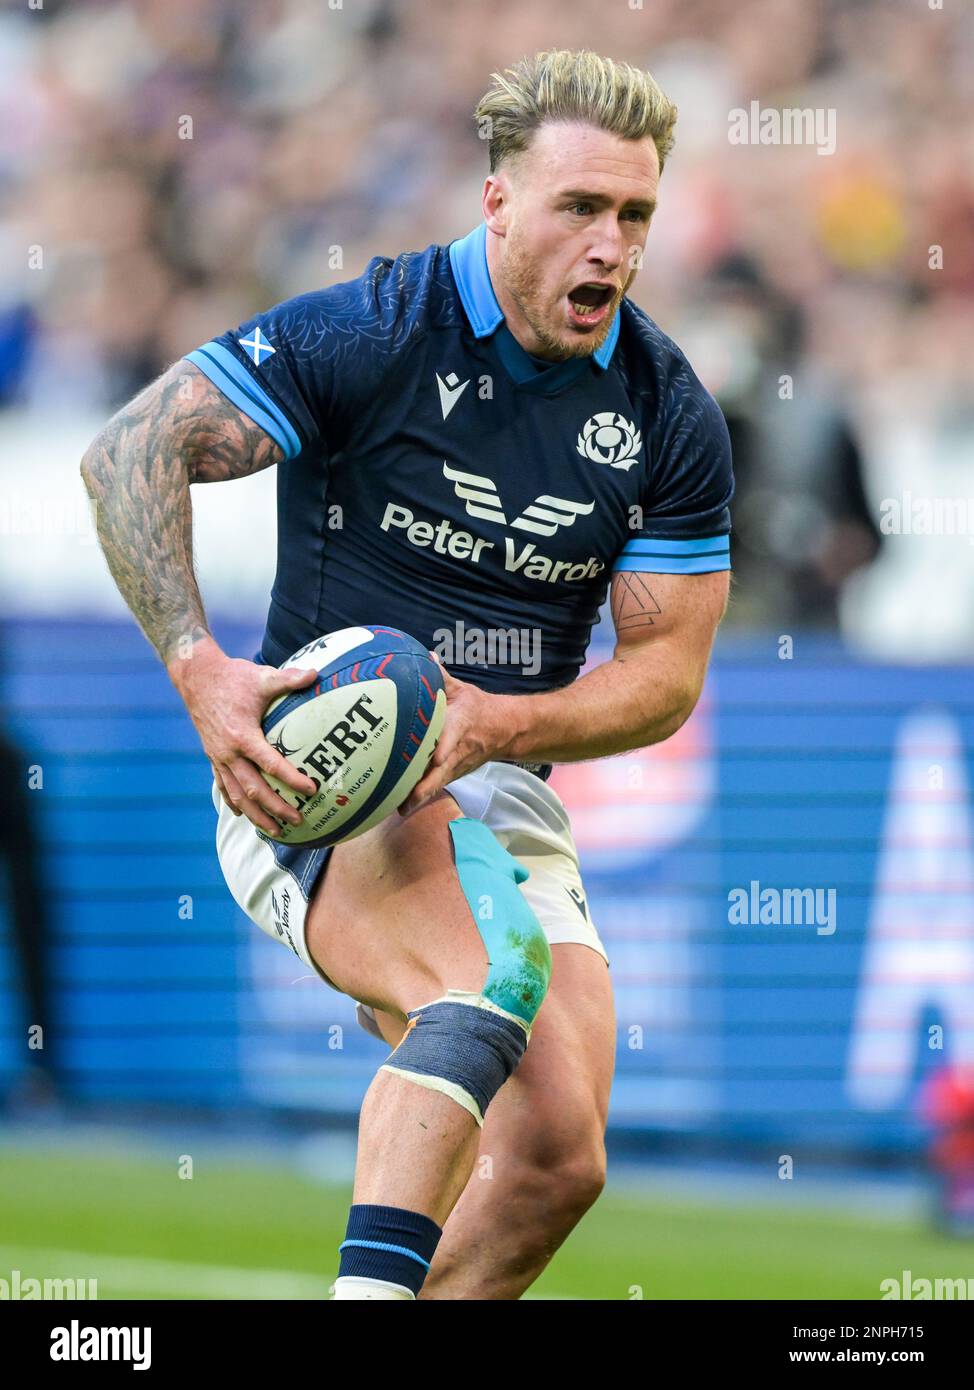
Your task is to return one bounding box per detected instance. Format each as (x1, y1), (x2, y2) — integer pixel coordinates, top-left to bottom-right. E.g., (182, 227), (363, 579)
(448, 817), (552, 1027)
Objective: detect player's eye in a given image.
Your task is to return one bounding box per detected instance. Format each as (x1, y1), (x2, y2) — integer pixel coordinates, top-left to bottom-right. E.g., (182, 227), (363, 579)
(569, 202), (592, 216)
(623, 209), (648, 223)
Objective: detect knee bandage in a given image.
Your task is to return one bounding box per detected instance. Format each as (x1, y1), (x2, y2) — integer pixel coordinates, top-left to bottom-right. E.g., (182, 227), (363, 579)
(380, 817), (552, 1126)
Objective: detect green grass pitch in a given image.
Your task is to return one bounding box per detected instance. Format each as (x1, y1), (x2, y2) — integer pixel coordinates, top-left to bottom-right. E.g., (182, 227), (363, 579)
(0, 1144), (970, 1299)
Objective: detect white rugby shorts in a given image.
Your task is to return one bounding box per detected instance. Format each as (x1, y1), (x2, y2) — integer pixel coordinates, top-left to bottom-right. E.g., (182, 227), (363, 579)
(211, 760), (608, 1039)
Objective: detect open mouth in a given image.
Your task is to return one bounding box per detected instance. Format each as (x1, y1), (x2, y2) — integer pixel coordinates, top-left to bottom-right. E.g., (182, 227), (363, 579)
(566, 282), (615, 327)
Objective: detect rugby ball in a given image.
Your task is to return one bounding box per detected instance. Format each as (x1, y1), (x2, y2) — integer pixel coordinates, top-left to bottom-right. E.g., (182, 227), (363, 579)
(258, 625), (446, 848)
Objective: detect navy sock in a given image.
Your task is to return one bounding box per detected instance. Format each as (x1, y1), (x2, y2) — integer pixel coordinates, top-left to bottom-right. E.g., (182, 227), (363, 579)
(338, 1204), (443, 1295)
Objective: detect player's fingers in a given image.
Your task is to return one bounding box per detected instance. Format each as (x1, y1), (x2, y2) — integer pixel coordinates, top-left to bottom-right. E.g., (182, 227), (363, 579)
(399, 782), (437, 816)
(429, 653), (464, 697)
(441, 666), (466, 696)
(234, 793), (287, 836)
(407, 657), (467, 815)
(212, 763), (239, 815)
(219, 764), (247, 817)
(238, 795), (287, 837)
(260, 664), (318, 700)
(401, 751), (454, 814)
(397, 785), (451, 821)
(228, 756), (301, 832)
(246, 735), (317, 797)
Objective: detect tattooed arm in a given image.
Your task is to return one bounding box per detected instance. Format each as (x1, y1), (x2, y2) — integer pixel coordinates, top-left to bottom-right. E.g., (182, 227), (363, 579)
(81, 360), (317, 833)
(80, 360), (283, 662)
(404, 568), (730, 808)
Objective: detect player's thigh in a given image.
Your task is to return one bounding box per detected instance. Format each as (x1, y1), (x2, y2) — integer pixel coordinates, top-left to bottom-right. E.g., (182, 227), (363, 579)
(305, 793), (488, 1019)
(373, 941), (615, 1150)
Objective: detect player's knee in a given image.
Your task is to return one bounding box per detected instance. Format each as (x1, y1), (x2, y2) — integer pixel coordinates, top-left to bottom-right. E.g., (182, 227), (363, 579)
(380, 817), (552, 1127)
(513, 1103), (608, 1216)
(519, 1140), (607, 1224)
(380, 994), (529, 1127)
(562, 1144), (607, 1215)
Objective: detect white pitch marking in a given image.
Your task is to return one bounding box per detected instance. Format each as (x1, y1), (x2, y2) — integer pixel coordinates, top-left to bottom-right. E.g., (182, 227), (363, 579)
(0, 1244), (331, 1300)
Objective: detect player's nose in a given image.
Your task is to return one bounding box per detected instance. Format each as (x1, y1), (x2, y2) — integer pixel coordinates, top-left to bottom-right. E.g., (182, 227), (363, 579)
(586, 217), (625, 271)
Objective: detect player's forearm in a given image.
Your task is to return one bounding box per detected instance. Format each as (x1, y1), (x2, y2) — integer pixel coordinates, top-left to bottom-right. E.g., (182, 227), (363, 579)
(80, 409), (211, 668)
(80, 361), (282, 673)
(498, 642), (702, 763)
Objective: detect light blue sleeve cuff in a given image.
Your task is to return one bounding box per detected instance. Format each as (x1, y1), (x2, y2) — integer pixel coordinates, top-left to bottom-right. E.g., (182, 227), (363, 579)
(613, 534), (731, 574)
(186, 341), (303, 461)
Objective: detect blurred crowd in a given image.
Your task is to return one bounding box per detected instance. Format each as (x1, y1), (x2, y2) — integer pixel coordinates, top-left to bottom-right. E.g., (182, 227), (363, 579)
(1, 0), (973, 643)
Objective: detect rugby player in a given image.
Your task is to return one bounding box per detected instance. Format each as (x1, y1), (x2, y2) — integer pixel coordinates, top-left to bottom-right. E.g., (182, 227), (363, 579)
(81, 50), (733, 1300)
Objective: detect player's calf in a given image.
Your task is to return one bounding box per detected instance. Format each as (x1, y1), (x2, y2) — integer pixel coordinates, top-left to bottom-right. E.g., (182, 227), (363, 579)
(310, 801), (552, 1299)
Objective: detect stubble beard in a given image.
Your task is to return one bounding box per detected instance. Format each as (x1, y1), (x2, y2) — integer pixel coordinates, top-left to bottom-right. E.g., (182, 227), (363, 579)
(501, 223), (627, 362)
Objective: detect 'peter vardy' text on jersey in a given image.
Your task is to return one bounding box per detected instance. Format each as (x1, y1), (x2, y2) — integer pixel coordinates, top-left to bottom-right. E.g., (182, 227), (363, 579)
(188, 223), (734, 693)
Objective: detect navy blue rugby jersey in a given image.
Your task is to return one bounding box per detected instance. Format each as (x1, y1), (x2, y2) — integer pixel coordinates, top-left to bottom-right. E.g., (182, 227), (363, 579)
(187, 223), (733, 694)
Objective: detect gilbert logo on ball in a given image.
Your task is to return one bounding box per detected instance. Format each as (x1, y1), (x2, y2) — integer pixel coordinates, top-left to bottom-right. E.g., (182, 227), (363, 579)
(259, 625), (446, 848)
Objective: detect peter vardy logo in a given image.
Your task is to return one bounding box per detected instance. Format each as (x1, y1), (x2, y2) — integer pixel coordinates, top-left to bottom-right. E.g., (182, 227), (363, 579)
(576, 412), (642, 470)
(443, 464), (594, 537)
(378, 462), (604, 586)
(436, 370), (469, 420)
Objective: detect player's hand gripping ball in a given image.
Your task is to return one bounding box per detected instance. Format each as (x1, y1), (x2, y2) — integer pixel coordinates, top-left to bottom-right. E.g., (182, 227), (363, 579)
(258, 625), (446, 847)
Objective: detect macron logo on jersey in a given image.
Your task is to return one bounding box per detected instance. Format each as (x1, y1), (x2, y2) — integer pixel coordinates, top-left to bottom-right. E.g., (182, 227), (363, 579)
(443, 464), (594, 538)
(436, 371), (469, 420)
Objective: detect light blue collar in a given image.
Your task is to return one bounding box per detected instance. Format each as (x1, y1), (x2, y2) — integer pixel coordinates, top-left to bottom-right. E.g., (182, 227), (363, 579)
(448, 223), (619, 370)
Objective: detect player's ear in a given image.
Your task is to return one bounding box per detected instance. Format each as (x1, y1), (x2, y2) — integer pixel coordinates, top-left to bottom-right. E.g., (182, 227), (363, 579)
(482, 174), (509, 233)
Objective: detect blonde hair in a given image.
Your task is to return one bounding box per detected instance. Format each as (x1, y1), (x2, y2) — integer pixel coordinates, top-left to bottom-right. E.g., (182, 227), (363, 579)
(475, 49), (678, 177)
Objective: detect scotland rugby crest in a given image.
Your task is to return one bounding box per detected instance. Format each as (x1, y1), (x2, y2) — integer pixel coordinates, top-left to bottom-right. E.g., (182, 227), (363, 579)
(576, 412), (642, 470)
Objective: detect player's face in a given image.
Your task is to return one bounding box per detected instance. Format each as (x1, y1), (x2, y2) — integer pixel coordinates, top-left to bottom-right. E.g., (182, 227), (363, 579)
(486, 121), (660, 361)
